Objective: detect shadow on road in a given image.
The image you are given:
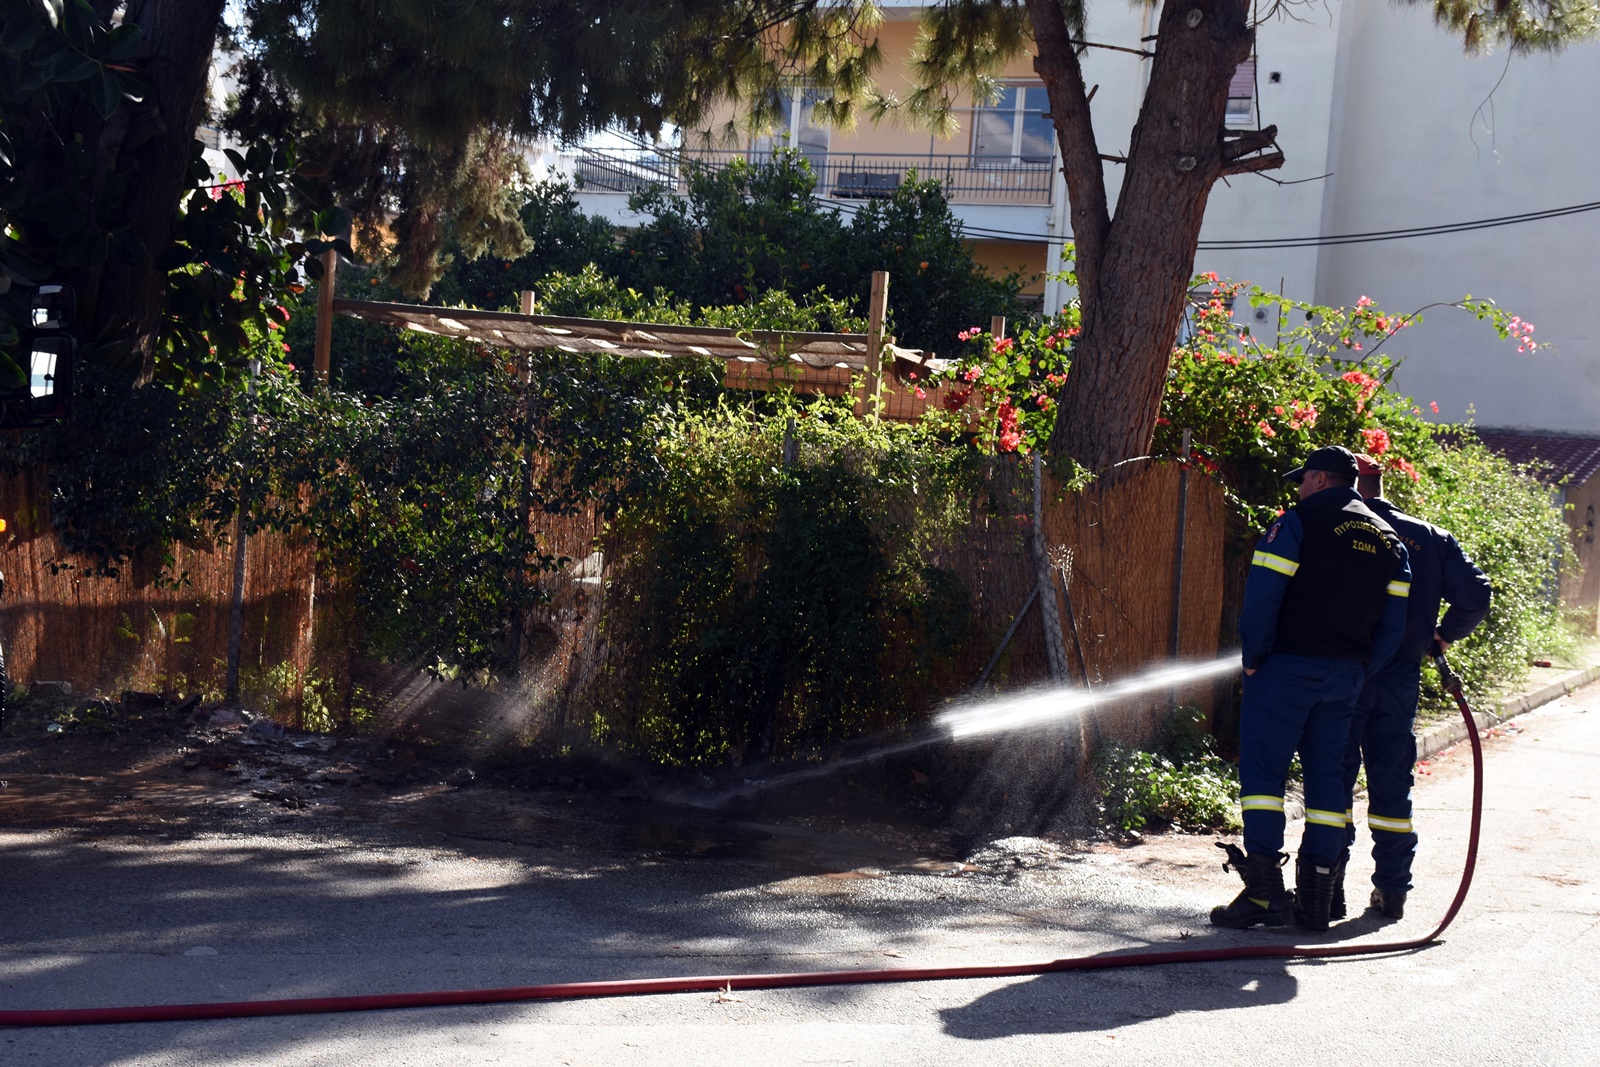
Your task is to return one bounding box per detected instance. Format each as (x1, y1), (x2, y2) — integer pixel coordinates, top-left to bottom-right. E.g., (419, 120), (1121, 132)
(939, 946), (1300, 1038)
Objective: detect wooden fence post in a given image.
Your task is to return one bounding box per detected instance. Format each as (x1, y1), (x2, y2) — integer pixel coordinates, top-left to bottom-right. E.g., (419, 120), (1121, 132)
(313, 248), (338, 389)
(863, 270), (889, 418)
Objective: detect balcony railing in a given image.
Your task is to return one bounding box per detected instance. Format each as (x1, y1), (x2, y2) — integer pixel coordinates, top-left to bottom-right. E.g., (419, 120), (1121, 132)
(568, 147), (1053, 206)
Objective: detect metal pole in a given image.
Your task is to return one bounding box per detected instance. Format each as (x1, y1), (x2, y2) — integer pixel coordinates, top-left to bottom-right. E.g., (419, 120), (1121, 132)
(1031, 453), (1069, 682)
(225, 358), (260, 706)
(1170, 428), (1191, 659)
(970, 587), (1039, 694)
(1167, 429), (1191, 715)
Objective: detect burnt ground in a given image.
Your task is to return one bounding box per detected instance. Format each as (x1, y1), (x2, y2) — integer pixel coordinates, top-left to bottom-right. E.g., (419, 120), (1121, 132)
(0, 680), (1498, 898)
(0, 684), (1083, 878)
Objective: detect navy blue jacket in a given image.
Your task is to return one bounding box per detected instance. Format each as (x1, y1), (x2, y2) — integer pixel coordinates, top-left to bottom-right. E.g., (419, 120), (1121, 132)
(1240, 487), (1411, 671)
(1367, 497), (1492, 661)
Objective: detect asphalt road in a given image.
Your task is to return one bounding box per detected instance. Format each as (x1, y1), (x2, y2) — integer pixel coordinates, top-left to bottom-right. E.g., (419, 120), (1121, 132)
(3, 683), (1598, 1066)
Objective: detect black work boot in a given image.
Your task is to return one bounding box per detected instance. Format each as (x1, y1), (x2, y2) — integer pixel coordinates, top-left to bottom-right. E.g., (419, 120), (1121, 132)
(1330, 861), (1346, 921)
(1210, 843), (1293, 929)
(1293, 853), (1344, 932)
(1369, 887), (1407, 920)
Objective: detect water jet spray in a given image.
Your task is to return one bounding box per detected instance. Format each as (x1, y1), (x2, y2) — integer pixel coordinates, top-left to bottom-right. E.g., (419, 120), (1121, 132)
(681, 654), (1242, 808)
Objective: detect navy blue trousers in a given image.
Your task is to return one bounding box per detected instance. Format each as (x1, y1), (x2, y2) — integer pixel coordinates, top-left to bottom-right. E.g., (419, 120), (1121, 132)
(1343, 657), (1421, 893)
(1239, 654), (1365, 862)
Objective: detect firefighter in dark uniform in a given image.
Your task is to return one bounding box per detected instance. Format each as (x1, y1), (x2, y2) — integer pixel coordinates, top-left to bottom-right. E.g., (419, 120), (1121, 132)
(1212, 446), (1411, 932)
(1342, 454), (1491, 920)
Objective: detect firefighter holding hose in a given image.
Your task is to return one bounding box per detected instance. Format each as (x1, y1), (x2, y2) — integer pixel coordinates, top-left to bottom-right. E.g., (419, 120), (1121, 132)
(1213, 445), (1411, 932)
(1342, 454), (1491, 921)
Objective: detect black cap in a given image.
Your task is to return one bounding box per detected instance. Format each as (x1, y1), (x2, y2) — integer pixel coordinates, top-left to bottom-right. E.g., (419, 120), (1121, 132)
(1282, 445), (1359, 483)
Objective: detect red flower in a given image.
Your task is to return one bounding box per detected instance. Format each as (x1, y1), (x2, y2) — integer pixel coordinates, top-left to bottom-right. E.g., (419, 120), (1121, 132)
(1362, 427), (1391, 456)
(943, 388), (972, 412)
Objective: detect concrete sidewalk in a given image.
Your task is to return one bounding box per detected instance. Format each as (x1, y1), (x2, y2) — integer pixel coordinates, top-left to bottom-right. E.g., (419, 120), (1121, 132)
(1417, 658), (1600, 760)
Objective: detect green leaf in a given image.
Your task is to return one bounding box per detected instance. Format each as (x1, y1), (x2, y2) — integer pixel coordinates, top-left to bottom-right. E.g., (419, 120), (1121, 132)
(103, 23), (141, 62)
(46, 49), (97, 83)
(88, 67), (119, 117)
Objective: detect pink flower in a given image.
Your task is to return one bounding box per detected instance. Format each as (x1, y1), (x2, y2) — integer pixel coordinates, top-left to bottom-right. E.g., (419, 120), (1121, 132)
(1258, 420), (1276, 438)
(1429, 401), (1440, 413)
(1386, 455), (1420, 483)
(1362, 427), (1391, 456)
(1341, 370), (1380, 402)
(914, 386), (926, 400)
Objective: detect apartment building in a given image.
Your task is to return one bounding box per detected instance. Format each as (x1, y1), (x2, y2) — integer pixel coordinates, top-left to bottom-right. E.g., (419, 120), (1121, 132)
(563, 0), (1599, 439)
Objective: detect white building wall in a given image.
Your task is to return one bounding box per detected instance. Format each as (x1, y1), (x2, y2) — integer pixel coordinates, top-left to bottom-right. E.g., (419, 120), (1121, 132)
(1197, 8), (1346, 307)
(1311, 0), (1600, 433)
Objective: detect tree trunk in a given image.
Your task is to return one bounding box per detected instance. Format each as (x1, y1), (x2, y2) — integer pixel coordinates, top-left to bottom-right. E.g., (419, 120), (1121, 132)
(91, 0), (225, 378)
(1029, 0), (1275, 472)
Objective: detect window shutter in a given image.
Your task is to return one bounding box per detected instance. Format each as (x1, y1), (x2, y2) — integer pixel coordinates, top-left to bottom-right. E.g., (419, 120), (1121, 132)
(1228, 60), (1256, 100)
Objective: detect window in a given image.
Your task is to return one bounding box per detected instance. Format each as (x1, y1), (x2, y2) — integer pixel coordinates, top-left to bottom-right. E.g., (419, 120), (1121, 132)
(971, 84), (1053, 165)
(755, 88), (830, 177)
(1225, 60), (1256, 126)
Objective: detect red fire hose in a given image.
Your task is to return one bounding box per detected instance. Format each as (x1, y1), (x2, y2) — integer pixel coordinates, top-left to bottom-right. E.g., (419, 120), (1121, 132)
(0, 656), (1485, 1028)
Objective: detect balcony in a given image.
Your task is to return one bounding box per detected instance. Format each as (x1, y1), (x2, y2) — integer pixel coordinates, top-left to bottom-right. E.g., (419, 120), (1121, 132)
(567, 146), (1054, 207)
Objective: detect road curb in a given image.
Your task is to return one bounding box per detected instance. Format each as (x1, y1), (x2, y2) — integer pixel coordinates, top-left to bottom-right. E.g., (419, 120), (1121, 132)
(1416, 662), (1600, 761)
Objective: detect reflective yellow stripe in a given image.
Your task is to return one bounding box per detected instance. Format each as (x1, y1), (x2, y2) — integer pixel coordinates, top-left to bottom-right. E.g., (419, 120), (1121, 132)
(1252, 551), (1299, 577)
(1345, 808), (1354, 825)
(1306, 808), (1347, 828)
(1241, 794), (1285, 812)
(1388, 580), (1411, 597)
(1368, 814), (1414, 833)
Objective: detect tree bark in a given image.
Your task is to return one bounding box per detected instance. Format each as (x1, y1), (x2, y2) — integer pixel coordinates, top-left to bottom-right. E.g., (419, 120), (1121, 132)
(1029, 0), (1269, 472)
(91, 0), (225, 379)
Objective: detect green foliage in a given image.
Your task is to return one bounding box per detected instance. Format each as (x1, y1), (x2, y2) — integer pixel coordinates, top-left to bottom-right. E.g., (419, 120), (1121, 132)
(433, 157), (1024, 355)
(432, 181), (619, 311)
(1093, 709), (1242, 835)
(0, 0), (342, 385)
(593, 397), (980, 766)
(1410, 0), (1600, 53)
(227, 1), (887, 294)
(943, 258), (1577, 701)
(931, 311), (1078, 454)
(611, 155), (1025, 354)
(1388, 439), (1575, 701)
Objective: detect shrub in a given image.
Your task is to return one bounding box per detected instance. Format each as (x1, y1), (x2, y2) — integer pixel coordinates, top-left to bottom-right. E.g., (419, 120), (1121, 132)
(1093, 710), (1242, 834)
(1385, 438), (1575, 702)
(939, 265), (1576, 703)
(591, 396), (983, 766)
(431, 156), (1025, 355)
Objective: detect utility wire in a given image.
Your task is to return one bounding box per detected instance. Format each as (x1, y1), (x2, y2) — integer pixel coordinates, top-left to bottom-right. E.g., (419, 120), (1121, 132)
(912, 198), (1600, 250)
(570, 137), (1600, 251)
